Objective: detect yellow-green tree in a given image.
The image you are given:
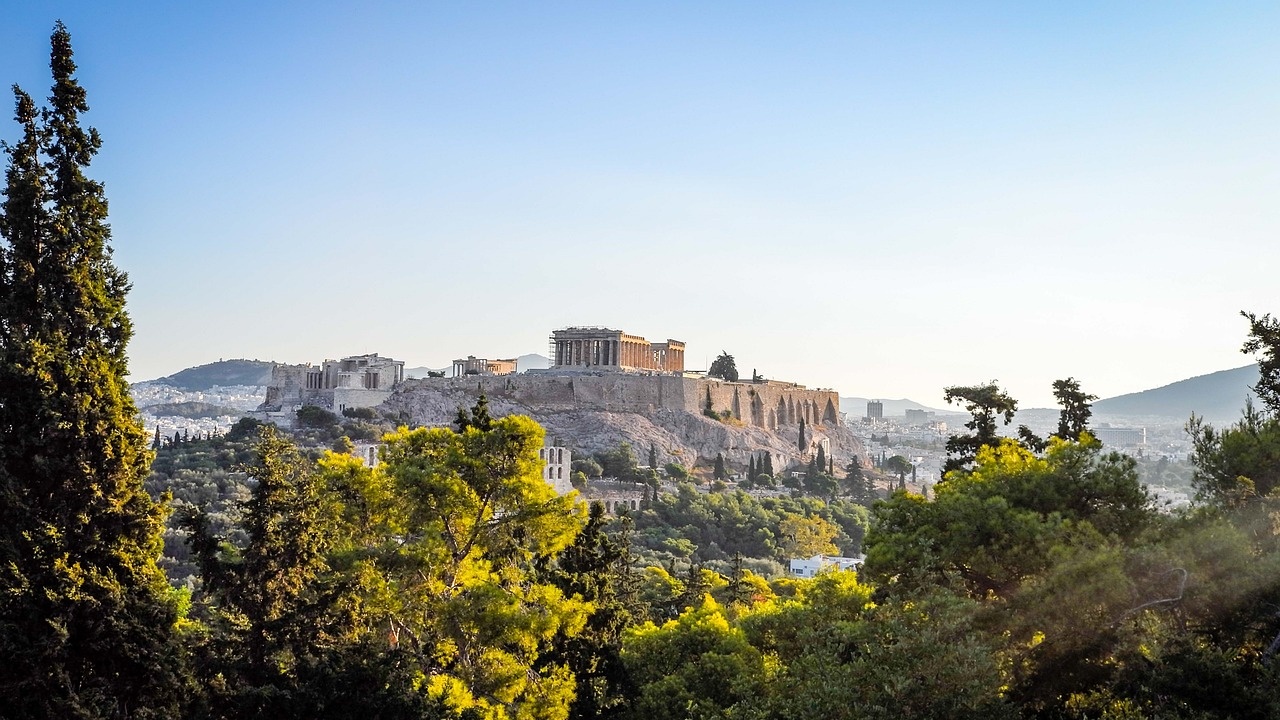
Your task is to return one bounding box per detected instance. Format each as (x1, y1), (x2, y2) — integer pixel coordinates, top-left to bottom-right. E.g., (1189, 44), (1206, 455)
(621, 598), (767, 720)
(324, 413), (589, 720)
(778, 513), (840, 558)
(864, 436), (1150, 598)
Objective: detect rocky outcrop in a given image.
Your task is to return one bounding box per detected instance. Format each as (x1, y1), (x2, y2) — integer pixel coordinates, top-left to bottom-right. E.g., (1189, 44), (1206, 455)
(378, 375), (863, 475)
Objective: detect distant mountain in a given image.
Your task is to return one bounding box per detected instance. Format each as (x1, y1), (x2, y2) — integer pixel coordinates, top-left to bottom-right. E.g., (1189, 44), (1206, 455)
(148, 359), (274, 391)
(1093, 365), (1259, 421)
(840, 397), (952, 418)
(405, 366), (449, 379)
(517, 353), (550, 372)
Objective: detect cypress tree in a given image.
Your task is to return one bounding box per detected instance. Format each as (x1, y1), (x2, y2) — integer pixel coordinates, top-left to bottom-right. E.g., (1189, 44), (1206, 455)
(648, 442), (657, 469)
(816, 444), (827, 475)
(764, 452), (773, 476)
(713, 452), (726, 480)
(798, 417), (807, 452)
(0, 23), (185, 717)
(748, 454), (756, 482)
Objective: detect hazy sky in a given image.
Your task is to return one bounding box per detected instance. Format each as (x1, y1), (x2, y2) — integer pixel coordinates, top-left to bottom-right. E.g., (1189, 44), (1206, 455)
(3, 2), (1277, 408)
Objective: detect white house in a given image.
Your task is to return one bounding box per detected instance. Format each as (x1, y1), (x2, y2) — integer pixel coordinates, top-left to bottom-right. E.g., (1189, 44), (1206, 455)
(789, 554), (864, 578)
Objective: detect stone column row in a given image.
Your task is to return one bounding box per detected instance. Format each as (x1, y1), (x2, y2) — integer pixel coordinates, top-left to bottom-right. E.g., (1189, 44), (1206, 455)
(556, 337), (631, 367)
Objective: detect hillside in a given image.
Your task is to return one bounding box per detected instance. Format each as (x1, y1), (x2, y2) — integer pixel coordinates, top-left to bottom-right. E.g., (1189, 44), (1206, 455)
(1093, 364), (1259, 421)
(381, 377), (864, 476)
(149, 359), (274, 391)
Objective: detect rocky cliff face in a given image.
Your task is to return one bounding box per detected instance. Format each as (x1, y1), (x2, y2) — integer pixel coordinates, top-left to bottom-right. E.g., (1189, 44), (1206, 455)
(378, 376), (864, 475)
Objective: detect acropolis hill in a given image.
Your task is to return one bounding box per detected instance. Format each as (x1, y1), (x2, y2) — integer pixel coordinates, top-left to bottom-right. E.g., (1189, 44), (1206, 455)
(381, 373), (859, 474)
(257, 327), (864, 473)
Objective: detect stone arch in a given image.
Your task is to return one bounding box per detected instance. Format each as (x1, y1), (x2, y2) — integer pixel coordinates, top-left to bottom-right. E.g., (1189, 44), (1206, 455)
(751, 393), (765, 427)
(776, 397), (788, 426)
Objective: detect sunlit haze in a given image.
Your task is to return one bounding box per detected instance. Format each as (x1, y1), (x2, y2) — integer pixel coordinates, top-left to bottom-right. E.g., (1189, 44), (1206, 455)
(3, 2), (1277, 407)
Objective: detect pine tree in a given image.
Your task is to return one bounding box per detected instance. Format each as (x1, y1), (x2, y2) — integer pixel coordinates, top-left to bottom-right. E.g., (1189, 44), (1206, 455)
(0, 22), (185, 716)
(537, 502), (636, 719)
(454, 392), (494, 432)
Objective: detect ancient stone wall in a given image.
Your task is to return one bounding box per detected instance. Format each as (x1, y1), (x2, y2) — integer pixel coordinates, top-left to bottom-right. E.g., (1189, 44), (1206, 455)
(393, 374), (840, 431)
(261, 363), (311, 411)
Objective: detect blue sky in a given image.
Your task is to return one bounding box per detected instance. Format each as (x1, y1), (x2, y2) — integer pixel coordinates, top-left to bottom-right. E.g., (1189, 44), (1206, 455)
(3, 2), (1278, 407)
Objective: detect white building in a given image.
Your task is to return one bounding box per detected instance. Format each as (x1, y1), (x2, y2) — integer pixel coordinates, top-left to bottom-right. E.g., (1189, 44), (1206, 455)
(540, 445), (574, 495)
(789, 554), (864, 578)
(354, 441), (380, 469)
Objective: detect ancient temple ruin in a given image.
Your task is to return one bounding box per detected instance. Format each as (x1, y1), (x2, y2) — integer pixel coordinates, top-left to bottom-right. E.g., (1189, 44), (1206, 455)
(549, 327), (685, 373)
(452, 355), (517, 377)
(258, 353), (405, 421)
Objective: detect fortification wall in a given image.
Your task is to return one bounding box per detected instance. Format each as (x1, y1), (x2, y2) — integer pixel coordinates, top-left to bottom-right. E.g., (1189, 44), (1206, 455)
(394, 374), (840, 431)
(261, 363), (311, 410)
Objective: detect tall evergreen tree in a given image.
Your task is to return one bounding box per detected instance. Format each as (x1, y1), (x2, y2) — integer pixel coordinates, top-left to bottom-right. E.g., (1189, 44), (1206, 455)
(1052, 377), (1098, 442)
(538, 502), (638, 720)
(942, 382), (1018, 475)
(714, 453), (727, 481)
(0, 22), (186, 717)
(798, 417), (807, 452)
(183, 427), (345, 715)
(816, 444), (827, 474)
(649, 443), (657, 470)
(763, 452), (774, 477)
(748, 454), (757, 482)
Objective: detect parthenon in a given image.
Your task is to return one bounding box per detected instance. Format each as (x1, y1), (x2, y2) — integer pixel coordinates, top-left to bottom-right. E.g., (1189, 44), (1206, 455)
(550, 327), (685, 373)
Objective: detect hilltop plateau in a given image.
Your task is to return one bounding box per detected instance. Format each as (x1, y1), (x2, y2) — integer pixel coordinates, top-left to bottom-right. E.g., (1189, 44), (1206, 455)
(380, 374), (864, 475)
